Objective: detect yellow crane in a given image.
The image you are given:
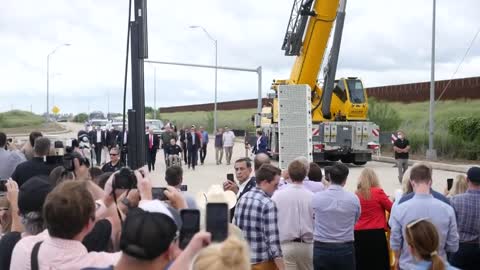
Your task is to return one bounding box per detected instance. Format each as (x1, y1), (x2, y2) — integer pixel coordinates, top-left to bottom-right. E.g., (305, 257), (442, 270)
(264, 0), (379, 165)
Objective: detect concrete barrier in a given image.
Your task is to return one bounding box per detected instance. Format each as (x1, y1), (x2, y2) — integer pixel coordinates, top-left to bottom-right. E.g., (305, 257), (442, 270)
(373, 156), (471, 174)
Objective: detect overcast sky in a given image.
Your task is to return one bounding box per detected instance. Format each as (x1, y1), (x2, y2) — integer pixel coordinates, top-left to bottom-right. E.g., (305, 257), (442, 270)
(1, 0), (479, 114)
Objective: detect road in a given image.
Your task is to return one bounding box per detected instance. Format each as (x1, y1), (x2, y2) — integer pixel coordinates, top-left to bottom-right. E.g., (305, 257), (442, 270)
(60, 122), (462, 198)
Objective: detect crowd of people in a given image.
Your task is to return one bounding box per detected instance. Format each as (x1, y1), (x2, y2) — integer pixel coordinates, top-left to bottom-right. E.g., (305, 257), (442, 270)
(0, 128), (479, 270)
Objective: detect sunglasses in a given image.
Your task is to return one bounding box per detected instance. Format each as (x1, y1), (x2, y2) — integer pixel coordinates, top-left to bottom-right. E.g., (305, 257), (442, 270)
(110, 153), (119, 156)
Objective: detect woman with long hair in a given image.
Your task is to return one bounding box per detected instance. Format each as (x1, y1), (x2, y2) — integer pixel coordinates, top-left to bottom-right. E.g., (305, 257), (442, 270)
(354, 168), (393, 270)
(406, 219), (459, 270)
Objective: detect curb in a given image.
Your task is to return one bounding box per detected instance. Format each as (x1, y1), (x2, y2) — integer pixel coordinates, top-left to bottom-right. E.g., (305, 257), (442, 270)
(372, 156), (469, 174)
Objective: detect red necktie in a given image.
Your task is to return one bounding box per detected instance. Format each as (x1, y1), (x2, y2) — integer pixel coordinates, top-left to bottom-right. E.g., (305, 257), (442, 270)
(149, 135), (153, 149)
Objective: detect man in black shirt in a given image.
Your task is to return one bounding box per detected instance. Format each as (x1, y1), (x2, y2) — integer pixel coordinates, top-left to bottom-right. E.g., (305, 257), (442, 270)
(166, 138), (183, 166)
(101, 147), (123, 173)
(393, 130), (410, 184)
(11, 137), (51, 187)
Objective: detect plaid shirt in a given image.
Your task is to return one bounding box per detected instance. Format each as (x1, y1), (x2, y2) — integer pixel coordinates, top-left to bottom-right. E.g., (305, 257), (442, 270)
(451, 190), (480, 243)
(234, 187), (282, 264)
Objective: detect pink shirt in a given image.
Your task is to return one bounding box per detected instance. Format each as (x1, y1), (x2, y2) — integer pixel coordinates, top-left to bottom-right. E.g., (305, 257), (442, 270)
(10, 230), (120, 270)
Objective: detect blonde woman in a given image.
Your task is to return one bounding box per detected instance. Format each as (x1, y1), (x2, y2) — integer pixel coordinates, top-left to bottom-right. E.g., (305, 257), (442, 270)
(192, 236), (250, 270)
(444, 174), (468, 197)
(354, 168), (393, 270)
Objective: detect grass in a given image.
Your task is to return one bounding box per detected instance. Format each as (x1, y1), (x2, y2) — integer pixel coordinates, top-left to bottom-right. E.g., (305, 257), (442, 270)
(0, 110), (65, 134)
(161, 99), (480, 160)
(160, 108), (256, 132)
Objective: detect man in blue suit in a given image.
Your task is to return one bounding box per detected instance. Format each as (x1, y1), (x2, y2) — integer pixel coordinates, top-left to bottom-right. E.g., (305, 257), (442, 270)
(252, 130), (268, 155)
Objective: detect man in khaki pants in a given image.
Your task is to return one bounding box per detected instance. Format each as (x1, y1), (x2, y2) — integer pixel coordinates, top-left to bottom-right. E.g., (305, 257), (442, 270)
(272, 159), (314, 270)
(222, 126), (235, 165)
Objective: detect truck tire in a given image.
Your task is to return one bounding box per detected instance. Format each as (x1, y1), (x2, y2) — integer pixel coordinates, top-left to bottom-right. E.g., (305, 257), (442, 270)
(341, 156), (353, 164)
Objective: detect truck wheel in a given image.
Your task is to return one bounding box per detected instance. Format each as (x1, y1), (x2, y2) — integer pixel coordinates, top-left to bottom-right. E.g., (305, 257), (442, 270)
(353, 161), (367, 166)
(341, 157), (353, 164)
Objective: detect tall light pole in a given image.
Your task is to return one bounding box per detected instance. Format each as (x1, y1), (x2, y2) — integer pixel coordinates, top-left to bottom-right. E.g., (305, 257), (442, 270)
(154, 67), (157, 119)
(190, 25), (218, 132)
(46, 43), (70, 122)
(427, 0), (437, 160)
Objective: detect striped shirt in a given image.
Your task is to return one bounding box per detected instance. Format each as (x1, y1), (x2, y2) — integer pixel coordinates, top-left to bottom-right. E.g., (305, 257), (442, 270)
(234, 187), (282, 264)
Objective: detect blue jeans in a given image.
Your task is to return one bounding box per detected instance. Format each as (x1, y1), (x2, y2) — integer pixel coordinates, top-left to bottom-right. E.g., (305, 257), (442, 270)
(313, 241), (356, 270)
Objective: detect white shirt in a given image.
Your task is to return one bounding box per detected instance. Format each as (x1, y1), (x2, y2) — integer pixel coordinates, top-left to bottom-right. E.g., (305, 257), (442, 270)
(272, 183), (314, 243)
(222, 131), (235, 147)
(123, 131), (127, 144)
(237, 177), (252, 198)
(96, 130), (101, 143)
(190, 132), (196, 144)
(10, 230), (120, 270)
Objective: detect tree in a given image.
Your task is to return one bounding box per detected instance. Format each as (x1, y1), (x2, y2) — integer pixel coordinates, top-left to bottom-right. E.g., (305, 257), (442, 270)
(73, 113), (89, 123)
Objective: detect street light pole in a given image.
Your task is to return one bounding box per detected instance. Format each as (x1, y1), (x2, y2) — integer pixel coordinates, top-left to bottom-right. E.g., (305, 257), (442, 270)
(427, 0), (437, 160)
(190, 25), (218, 132)
(46, 43), (70, 123)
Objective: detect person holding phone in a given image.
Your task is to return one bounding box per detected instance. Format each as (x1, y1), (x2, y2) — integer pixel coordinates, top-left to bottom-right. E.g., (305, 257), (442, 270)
(234, 164), (285, 270)
(0, 132), (26, 180)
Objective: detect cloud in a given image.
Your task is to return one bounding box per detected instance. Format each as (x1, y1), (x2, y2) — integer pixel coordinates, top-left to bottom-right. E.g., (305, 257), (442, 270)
(0, 0), (478, 114)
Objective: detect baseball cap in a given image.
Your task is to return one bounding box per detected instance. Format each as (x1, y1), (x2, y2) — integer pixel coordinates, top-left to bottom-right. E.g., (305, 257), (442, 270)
(467, 167), (480, 184)
(18, 176), (53, 215)
(120, 200), (178, 260)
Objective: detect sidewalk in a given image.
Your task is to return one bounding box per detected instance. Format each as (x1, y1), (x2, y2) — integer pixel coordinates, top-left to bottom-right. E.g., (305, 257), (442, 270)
(373, 155), (470, 174)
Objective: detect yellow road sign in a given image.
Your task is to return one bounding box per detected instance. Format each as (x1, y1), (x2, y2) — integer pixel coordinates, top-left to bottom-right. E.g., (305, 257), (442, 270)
(52, 106), (60, 114)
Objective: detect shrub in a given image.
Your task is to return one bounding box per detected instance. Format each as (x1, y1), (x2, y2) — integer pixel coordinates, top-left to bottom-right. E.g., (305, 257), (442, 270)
(73, 113), (89, 123)
(447, 117), (480, 142)
(368, 98), (402, 132)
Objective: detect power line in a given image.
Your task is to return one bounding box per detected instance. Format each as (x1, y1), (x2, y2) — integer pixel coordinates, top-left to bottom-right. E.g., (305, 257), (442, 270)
(437, 26), (480, 101)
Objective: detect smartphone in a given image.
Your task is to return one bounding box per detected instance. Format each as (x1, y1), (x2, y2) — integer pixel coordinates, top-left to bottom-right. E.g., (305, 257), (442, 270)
(206, 203), (229, 242)
(447, 178), (454, 191)
(152, 187), (168, 201)
(0, 180), (7, 192)
(180, 185), (187, 191)
(179, 209), (200, 249)
(226, 173), (234, 182)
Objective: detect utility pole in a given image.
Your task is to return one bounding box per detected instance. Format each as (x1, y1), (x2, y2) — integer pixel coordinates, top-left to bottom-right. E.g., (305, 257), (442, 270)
(128, 0), (148, 169)
(427, 0), (437, 161)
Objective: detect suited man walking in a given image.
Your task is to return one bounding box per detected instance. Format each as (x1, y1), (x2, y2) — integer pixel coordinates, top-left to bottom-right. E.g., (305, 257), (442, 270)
(90, 126), (106, 166)
(146, 128), (160, 172)
(186, 125), (201, 170)
(252, 130), (268, 155)
(117, 128), (128, 163)
(223, 153), (271, 222)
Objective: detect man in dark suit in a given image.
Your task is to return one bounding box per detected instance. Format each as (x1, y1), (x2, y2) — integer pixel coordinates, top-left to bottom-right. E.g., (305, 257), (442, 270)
(223, 154), (271, 222)
(186, 126), (201, 170)
(106, 128), (119, 150)
(117, 128), (128, 163)
(90, 126), (106, 166)
(146, 128), (160, 172)
(252, 130), (268, 155)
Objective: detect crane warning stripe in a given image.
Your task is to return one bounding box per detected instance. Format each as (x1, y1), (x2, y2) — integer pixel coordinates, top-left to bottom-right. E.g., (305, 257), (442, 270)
(312, 128), (320, 136)
(372, 128), (380, 137)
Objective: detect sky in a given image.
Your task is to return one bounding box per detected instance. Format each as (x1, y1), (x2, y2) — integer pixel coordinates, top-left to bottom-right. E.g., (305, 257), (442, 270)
(0, 0), (479, 114)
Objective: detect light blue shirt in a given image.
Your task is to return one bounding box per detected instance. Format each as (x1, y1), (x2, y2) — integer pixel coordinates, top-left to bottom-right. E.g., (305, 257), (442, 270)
(0, 148), (26, 179)
(312, 184), (360, 242)
(201, 131), (208, 144)
(413, 260), (459, 270)
(389, 193), (459, 270)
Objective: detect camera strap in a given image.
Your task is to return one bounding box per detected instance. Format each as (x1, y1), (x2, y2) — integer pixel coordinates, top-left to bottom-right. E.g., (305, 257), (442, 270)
(31, 241), (43, 270)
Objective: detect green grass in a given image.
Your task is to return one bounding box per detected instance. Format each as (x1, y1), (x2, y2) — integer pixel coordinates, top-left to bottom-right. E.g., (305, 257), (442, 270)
(160, 108), (256, 132)
(160, 99), (480, 159)
(0, 110), (44, 128)
(388, 99), (480, 133)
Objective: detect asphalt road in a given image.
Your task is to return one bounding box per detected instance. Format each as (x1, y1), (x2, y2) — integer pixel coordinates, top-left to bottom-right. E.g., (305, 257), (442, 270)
(60, 122), (462, 198)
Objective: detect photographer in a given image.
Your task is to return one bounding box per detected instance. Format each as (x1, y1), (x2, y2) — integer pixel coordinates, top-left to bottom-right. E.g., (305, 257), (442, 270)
(164, 166), (198, 209)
